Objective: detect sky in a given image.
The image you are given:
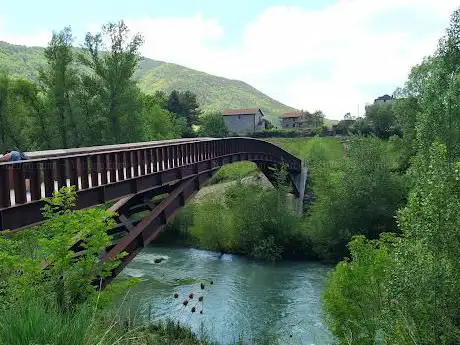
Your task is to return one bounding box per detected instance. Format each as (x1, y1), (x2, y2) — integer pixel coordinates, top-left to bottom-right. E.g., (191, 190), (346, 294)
(0, 0), (458, 119)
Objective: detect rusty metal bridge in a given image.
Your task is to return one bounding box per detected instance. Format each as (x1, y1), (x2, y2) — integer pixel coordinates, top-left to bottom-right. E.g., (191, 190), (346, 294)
(0, 137), (305, 285)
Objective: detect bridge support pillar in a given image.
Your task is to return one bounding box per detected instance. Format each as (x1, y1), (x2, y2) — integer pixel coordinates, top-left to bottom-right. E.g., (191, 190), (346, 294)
(292, 166), (307, 214)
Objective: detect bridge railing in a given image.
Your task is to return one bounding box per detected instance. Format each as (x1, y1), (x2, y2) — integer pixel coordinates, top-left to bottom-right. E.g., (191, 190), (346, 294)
(0, 138), (300, 229)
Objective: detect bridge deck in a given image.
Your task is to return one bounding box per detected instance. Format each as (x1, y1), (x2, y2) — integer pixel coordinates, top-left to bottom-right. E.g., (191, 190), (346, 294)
(0, 137), (301, 231)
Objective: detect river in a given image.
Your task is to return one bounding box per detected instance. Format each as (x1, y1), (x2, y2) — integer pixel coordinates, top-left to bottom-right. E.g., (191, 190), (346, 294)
(121, 246), (334, 345)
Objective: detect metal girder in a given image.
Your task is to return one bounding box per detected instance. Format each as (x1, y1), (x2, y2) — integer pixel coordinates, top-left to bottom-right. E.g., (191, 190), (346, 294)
(100, 171), (211, 287)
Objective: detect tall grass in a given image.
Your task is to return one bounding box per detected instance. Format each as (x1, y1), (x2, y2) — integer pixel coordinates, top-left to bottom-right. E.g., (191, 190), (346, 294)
(0, 297), (212, 345)
(0, 299), (100, 345)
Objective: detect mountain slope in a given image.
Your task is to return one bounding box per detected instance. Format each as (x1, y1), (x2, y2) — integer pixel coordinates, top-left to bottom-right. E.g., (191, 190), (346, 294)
(137, 62), (294, 117)
(0, 41), (293, 122)
(0, 42), (47, 80)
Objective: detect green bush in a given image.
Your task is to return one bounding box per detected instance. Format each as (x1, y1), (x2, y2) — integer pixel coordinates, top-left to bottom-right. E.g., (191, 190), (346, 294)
(189, 180), (307, 260)
(0, 187), (214, 345)
(323, 143), (460, 345)
(198, 111), (229, 137)
(305, 136), (407, 260)
(248, 127), (333, 138)
(322, 234), (396, 344)
(0, 187), (128, 313)
(189, 197), (238, 253)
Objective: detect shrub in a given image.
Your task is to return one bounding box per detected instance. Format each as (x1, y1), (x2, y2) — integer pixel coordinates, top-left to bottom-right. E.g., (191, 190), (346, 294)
(305, 136), (407, 260)
(189, 180), (306, 260)
(0, 187), (125, 313)
(322, 143), (460, 345)
(322, 234), (396, 344)
(248, 127), (333, 138)
(198, 111), (229, 137)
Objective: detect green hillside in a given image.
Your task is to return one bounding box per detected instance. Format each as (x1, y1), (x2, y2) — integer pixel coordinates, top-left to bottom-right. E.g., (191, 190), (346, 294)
(0, 42), (47, 80)
(137, 62), (294, 119)
(0, 41), (293, 123)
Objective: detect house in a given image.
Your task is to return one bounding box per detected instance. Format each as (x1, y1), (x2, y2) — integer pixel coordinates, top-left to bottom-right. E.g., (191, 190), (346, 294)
(280, 112), (304, 129)
(374, 94), (395, 104)
(222, 108), (266, 134)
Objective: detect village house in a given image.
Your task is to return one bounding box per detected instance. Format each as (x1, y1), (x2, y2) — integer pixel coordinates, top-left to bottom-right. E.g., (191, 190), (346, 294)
(222, 108), (266, 134)
(280, 111), (304, 129)
(374, 94), (395, 104)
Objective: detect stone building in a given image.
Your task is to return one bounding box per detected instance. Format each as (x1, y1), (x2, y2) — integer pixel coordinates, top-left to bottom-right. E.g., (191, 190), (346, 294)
(222, 108), (266, 134)
(280, 112), (304, 128)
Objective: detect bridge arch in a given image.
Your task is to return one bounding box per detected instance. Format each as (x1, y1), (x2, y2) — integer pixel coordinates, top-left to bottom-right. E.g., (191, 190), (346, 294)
(0, 137), (305, 284)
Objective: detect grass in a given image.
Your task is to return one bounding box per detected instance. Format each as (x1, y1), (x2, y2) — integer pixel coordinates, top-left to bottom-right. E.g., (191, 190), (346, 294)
(209, 137), (344, 185)
(209, 161), (259, 184)
(0, 301), (95, 345)
(266, 135), (402, 190)
(0, 294), (277, 345)
(205, 137), (345, 188)
(0, 298), (212, 345)
(265, 137), (343, 162)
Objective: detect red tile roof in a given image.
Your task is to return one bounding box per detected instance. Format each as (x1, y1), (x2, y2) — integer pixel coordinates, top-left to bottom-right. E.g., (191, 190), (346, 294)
(223, 108), (263, 116)
(280, 111), (303, 118)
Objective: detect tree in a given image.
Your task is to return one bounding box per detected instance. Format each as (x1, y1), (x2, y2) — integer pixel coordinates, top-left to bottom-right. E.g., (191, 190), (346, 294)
(198, 112), (228, 137)
(311, 110), (325, 128)
(306, 136), (407, 260)
(0, 74), (42, 152)
(39, 27), (79, 148)
(323, 143), (460, 345)
(334, 119), (355, 135)
(343, 112), (353, 120)
(412, 8), (460, 162)
(392, 97), (419, 169)
(301, 110), (325, 129)
(323, 8), (460, 344)
(166, 90), (182, 117)
(139, 93), (181, 140)
(73, 71), (106, 146)
(80, 21), (144, 144)
(351, 117), (372, 136)
(153, 90), (168, 108)
(0, 73), (12, 152)
(167, 90), (201, 136)
(364, 102), (399, 139)
(180, 90), (200, 127)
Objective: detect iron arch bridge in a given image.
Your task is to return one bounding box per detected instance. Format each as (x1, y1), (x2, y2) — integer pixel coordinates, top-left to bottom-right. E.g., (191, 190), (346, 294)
(0, 137), (306, 285)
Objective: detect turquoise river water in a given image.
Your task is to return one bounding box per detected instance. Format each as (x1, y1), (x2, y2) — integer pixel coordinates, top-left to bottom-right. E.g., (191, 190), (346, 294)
(121, 246), (334, 345)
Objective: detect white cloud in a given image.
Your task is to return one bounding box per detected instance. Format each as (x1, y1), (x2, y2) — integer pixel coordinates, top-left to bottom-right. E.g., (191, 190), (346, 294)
(2, 0), (459, 119)
(125, 14), (225, 66)
(238, 0), (459, 119)
(0, 17), (51, 47)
